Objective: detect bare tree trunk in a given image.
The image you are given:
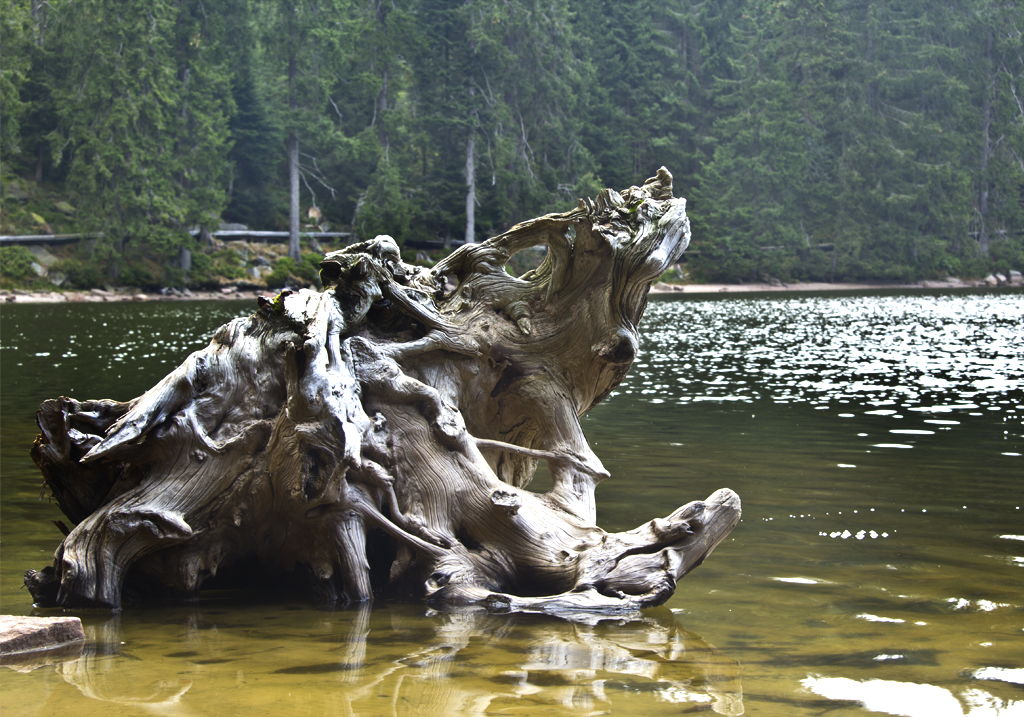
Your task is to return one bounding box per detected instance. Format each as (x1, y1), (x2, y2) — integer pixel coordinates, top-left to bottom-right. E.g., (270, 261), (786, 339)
(26, 169), (741, 617)
(978, 28), (994, 257)
(465, 84), (477, 245)
(31, 0), (46, 47)
(288, 131), (300, 262)
(379, 68), (390, 162)
(465, 127), (476, 244)
(288, 49), (301, 263)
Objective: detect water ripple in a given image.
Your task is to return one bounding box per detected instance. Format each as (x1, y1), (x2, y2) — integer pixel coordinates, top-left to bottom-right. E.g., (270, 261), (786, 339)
(623, 294), (1024, 415)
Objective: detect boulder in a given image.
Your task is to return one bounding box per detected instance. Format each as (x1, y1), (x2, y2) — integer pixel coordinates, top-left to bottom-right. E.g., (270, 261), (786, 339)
(27, 245), (59, 267)
(5, 181), (31, 201)
(0, 615), (85, 656)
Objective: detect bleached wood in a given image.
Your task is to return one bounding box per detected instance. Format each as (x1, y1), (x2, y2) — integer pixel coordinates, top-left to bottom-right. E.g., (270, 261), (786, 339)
(26, 168), (740, 614)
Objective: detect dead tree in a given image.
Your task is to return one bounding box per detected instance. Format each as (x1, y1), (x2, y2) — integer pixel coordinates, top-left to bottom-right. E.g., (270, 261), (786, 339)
(26, 168), (741, 614)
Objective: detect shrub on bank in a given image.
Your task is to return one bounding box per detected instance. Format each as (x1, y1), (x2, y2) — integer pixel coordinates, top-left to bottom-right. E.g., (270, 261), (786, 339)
(265, 253), (322, 288)
(0, 246), (38, 284)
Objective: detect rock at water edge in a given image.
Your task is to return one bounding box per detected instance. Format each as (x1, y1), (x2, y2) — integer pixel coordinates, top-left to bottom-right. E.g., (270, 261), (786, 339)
(0, 615), (85, 656)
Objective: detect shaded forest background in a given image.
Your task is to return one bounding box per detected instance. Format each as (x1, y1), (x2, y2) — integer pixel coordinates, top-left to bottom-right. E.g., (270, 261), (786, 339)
(1, 0), (1022, 288)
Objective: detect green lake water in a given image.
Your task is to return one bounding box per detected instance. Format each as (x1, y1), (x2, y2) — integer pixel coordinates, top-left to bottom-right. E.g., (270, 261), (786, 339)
(1, 290), (1022, 716)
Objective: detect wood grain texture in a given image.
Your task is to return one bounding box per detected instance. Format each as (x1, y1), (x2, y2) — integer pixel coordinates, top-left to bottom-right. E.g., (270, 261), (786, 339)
(26, 168), (741, 615)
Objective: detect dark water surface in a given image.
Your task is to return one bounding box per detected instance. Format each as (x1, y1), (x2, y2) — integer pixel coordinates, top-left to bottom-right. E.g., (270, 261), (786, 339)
(1, 290), (1022, 716)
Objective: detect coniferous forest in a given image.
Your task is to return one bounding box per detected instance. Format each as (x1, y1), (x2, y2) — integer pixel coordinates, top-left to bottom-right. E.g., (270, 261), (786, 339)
(1, 0), (1022, 287)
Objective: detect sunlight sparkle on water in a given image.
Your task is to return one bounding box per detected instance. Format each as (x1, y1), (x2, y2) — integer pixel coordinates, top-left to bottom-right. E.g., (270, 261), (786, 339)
(802, 676), (1024, 717)
(632, 296), (1024, 447)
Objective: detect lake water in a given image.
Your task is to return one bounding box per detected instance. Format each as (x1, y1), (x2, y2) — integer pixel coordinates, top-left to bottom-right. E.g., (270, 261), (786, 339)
(1, 289), (1022, 716)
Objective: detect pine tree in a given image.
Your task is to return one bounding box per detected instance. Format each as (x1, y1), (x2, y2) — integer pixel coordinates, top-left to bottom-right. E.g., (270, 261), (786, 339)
(348, 0), (422, 243)
(969, 0), (1024, 271)
(213, 0), (287, 230)
(573, 0), (702, 192)
(3, 0), (1021, 283)
(835, 0), (974, 280)
(693, 1), (817, 282)
(0, 0), (36, 184)
(467, 0), (591, 231)
(409, 0), (481, 244)
(45, 0), (234, 284)
(255, 0), (358, 260)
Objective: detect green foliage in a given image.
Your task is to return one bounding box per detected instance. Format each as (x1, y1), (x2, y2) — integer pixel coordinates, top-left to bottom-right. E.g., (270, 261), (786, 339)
(572, 0), (702, 191)
(657, 265), (688, 284)
(296, 252), (323, 285)
(504, 246), (548, 277)
(51, 257), (103, 290)
(222, 60), (286, 228)
(189, 248), (246, 285)
(0, 245), (37, 282)
(264, 257), (296, 287)
(187, 251), (214, 284)
(1, 0), (1022, 287)
(690, 0), (1024, 283)
(354, 157), (414, 240)
(0, 0), (33, 170)
(42, 0), (234, 263)
(264, 252), (321, 287)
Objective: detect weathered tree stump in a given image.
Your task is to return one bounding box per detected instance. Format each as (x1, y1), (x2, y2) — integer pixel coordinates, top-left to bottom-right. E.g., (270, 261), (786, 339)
(26, 168), (740, 614)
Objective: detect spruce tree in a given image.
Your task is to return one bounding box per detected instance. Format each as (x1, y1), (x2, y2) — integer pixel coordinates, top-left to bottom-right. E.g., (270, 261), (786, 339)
(255, 0), (356, 260)
(45, 0), (234, 284)
(0, 0), (36, 184)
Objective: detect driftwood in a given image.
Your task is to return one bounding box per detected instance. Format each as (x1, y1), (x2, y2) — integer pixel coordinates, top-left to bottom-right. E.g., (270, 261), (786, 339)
(26, 168), (741, 614)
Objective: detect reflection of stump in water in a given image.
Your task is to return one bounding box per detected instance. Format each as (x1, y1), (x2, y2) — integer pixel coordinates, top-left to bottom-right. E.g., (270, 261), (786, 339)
(35, 607), (744, 715)
(57, 617), (194, 707)
(27, 168), (740, 614)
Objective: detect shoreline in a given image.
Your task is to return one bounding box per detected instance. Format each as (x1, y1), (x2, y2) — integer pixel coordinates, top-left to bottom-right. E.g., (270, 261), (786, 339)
(648, 278), (1022, 295)
(0, 287), (265, 304)
(1, 279), (1020, 305)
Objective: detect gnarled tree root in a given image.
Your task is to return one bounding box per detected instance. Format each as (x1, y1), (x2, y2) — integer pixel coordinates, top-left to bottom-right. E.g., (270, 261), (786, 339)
(27, 168), (740, 615)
